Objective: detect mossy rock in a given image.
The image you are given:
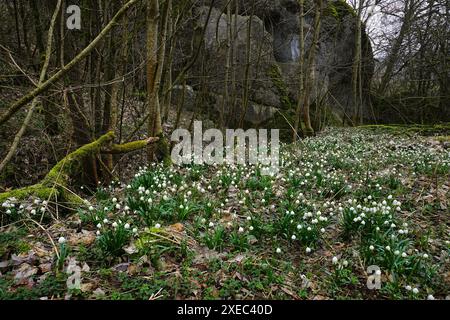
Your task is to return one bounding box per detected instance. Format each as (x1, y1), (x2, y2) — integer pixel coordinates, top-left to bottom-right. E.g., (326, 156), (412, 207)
(324, 0), (357, 20)
(267, 64), (293, 110)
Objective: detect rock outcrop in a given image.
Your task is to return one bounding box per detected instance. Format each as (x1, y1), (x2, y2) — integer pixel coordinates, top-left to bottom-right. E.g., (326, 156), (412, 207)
(174, 0), (374, 129)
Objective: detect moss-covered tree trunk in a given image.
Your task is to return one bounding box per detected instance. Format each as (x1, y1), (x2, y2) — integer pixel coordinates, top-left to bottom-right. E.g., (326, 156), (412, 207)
(0, 132), (159, 204)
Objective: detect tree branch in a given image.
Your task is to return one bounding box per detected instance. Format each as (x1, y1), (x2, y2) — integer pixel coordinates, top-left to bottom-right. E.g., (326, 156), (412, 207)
(0, 0), (139, 127)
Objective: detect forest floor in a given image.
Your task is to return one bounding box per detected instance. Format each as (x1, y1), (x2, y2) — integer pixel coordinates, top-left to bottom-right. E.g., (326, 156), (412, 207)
(0, 126), (449, 300)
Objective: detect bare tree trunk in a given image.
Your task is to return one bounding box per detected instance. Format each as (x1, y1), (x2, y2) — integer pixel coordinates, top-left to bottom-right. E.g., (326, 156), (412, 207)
(162, 2), (176, 123)
(378, 0), (416, 95)
(302, 0), (322, 137)
(146, 0), (170, 164)
(0, 0), (63, 174)
(0, 0), (139, 127)
(239, 0), (255, 128)
(220, 2), (232, 130)
(293, 0), (305, 142)
(12, 0), (21, 53)
(352, 0), (364, 125)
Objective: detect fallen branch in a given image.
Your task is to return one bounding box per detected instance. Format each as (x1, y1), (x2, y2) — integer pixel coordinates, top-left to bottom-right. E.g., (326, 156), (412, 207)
(0, 133), (161, 204)
(0, 132), (115, 204)
(102, 137), (160, 154)
(0, 0), (62, 173)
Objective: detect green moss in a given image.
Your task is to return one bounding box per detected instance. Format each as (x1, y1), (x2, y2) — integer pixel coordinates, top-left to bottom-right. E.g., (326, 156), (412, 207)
(0, 132), (115, 205)
(156, 134), (172, 167)
(267, 64), (292, 110)
(324, 0), (357, 20)
(110, 140), (149, 154)
(435, 136), (450, 143)
(358, 123), (450, 136)
(43, 131), (115, 187)
(0, 184), (57, 203)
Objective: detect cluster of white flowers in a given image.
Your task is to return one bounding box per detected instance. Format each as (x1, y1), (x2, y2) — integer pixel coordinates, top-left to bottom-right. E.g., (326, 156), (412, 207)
(2, 198), (17, 209)
(95, 217), (136, 236)
(405, 285), (419, 294)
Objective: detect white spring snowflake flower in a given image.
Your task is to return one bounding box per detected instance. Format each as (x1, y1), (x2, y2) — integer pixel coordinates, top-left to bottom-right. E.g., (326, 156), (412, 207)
(58, 237), (66, 244)
(124, 223), (130, 230)
(412, 288), (419, 294)
(405, 285), (412, 291)
(291, 234), (296, 240)
(276, 248), (282, 254)
(238, 227), (244, 233)
(208, 222), (214, 228)
(132, 228), (138, 234)
(369, 245), (375, 251)
(155, 223), (161, 229)
(332, 256), (338, 264)
(305, 247), (312, 254)
(423, 253), (429, 259)
(427, 294), (435, 300)
(112, 222), (118, 228)
(96, 223), (102, 229)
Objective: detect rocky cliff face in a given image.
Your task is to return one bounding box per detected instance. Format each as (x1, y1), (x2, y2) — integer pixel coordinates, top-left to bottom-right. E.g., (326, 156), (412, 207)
(174, 0), (374, 130)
